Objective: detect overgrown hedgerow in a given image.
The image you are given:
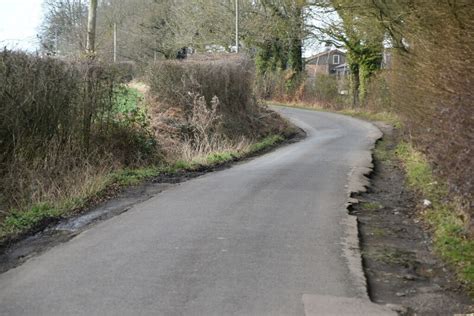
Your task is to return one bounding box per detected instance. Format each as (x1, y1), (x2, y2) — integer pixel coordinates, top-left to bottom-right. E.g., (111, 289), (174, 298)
(0, 50), (158, 216)
(0, 52), (293, 242)
(146, 54), (293, 162)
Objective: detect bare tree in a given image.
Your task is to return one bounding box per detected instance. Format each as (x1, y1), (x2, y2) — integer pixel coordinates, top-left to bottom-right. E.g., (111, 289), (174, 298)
(39, 0), (87, 56)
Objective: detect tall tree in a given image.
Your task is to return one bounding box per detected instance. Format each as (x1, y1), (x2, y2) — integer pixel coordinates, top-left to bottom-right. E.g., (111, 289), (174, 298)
(253, 0), (306, 74)
(308, 0), (384, 106)
(39, 0), (87, 56)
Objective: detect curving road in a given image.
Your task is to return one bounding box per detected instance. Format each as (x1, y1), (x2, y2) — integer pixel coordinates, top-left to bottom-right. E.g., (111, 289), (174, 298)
(0, 107), (395, 315)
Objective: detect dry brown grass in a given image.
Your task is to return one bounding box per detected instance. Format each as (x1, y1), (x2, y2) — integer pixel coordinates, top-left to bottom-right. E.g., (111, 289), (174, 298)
(383, 2), (474, 231)
(0, 50), (158, 214)
(0, 52), (292, 241)
(146, 55), (292, 163)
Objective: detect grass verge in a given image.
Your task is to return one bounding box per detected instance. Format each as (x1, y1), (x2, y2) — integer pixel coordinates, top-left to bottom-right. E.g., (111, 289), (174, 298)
(269, 101), (402, 128)
(273, 100), (473, 292)
(394, 142), (474, 291)
(360, 201), (384, 211)
(0, 134), (287, 244)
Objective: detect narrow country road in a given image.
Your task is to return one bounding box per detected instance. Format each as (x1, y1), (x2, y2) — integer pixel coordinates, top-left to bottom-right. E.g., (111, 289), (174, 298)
(0, 107), (396, 315)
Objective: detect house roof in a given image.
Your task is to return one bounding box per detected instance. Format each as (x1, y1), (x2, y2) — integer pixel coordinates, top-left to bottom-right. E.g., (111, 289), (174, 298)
(305, 49), (345, 62)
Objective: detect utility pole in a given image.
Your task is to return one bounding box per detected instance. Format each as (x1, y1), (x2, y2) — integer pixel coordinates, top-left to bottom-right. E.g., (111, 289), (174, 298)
(86, 0), (98, 55)
(113, 23), (117, 63)
(235, 0), (239, 53)
(55, 30), (58, 54)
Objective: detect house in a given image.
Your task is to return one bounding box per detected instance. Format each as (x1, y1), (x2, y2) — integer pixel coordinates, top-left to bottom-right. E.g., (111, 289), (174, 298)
(305, 49), (346, 77)
(334, 63), (350, 78)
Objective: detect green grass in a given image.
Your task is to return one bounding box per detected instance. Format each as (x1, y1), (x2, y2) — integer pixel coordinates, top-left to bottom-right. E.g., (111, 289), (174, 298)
(0, 167), (163, 240)
(395, 142), (447, 199)
(188, 135), (285, 169)
(373, 139), (394, 163)
(373, 137), (473, 291)
(248, 135), (285, 153)
(360, 201), (383, 211)
(367, 247), (415, 265)
(1, 203), (61, 236)
(0, 85), (161, 238)
(394, 141), (474, 291)
(371, 227), (386, 237)
(114, 86), (144, 113)
(172, 160), (194, 170)
(206, 152), (235, 164)
(111, 167), (161, 186)
(0, 134), (286, 242)
(0, 167), (158, 240)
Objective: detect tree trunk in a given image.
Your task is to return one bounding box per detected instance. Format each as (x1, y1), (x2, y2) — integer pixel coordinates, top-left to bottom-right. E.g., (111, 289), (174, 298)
(86, 0), (98, 54)
(288, 37), (303, 73)
(350, 64), (360, 107)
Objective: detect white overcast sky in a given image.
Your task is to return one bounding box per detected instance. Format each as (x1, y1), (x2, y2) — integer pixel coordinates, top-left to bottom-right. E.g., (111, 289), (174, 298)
(0, 0), (44, 51)
(0, 0), (322, 55)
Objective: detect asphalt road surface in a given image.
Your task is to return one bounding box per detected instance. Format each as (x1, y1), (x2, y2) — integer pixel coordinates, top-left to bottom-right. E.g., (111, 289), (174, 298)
(0, 107), (396, 315)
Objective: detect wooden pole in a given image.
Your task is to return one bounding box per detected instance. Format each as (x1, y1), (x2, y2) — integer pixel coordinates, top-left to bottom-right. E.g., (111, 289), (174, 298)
(235, 0), (239, 53)
(113, 23), (117, 62)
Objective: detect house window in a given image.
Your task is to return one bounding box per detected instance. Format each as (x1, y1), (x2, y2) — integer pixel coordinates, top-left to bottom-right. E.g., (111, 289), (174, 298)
(333, 54), (340, 64)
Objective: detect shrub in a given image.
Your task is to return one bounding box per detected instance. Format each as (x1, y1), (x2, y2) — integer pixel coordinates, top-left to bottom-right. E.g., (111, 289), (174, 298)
(255, 69), (306, 103)
(301, 74), (341, 107)
(0, 50), (157, 211)
(255, 69), (348, 109)
(146, 55), (290, 161)
(111, 61), (136, 83)
(255, 70), (287, 101)
(364, 72), (392, 112)
(382, 3), (474, 232)
(147, 55), (257, 115)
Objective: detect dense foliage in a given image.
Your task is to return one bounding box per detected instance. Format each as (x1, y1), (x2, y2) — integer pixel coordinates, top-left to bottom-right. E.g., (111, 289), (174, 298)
(0, 50), (156, 209)
(146, 55), (291, 160)
(344, 1), (474, 229)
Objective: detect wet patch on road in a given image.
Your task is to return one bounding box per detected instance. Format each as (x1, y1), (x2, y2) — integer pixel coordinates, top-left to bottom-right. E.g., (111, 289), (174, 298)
(0, 182), (174, 274)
